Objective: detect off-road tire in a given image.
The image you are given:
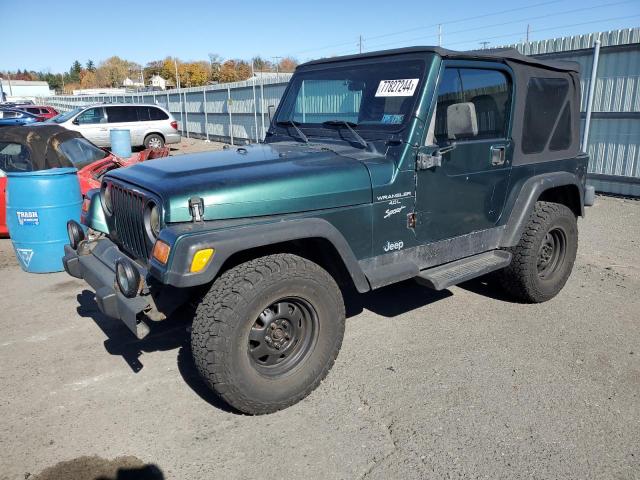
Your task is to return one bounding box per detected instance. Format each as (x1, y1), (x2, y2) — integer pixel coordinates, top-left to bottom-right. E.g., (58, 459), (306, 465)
(143, 133), (164, 149)
(499, 201), (578, 303)
(191, 254), (345, 414)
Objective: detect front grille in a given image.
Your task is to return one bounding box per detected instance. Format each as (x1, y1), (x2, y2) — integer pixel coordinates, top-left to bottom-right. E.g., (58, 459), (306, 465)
(110, 184), (151, 261)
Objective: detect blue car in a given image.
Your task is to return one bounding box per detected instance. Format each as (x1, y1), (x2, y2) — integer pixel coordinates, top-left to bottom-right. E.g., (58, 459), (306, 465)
(0, 108), (39, 127)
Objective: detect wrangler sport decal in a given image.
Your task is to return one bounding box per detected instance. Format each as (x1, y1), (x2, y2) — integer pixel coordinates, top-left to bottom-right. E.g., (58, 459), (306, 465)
(376, 192), (411, 202)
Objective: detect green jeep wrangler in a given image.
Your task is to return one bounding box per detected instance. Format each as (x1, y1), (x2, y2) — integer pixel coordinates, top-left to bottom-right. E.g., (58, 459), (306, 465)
(64, 47), (594, 414)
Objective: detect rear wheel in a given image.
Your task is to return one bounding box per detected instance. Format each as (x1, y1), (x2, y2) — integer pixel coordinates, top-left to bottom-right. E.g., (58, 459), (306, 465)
(499, 201), (578, 303)
(191, 254), (345, 414)
(144, 133), (164, 149)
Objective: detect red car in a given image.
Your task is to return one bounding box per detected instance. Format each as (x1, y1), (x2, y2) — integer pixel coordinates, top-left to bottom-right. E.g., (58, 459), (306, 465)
(0, 125), (168, 237)
(15, 105), (59, 122)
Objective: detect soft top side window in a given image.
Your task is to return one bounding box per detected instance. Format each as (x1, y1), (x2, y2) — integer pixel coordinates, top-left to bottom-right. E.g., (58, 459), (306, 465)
(435, 67), (511, 143)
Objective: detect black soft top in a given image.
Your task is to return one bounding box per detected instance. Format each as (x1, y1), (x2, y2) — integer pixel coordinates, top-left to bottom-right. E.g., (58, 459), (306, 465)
(301, 46), (582, 164)
(0, 124), (86, 170)
(300, 46), (579, 73)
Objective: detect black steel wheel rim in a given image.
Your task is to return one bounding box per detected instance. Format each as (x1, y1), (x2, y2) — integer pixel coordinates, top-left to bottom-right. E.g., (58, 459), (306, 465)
(537, 227), (567, 279)
(247, 297), (319, 376)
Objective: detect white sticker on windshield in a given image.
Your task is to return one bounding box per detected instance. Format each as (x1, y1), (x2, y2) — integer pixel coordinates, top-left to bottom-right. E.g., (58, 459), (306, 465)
(375, 79), (419, 97)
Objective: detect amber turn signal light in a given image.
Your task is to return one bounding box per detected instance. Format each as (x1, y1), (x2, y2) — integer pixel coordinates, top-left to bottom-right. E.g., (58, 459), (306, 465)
(152, 240), (171, 264)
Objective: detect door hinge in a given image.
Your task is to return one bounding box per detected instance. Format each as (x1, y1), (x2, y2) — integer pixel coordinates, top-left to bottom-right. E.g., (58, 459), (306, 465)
(416, 152), (442, 170)
(407, 212), (416, 229)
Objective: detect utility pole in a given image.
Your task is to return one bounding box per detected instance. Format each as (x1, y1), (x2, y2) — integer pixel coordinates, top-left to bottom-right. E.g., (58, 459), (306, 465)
(272, 56), (283, 74)
(438, 24), (442, 47)
(6, 72), (13, 96)
(526, 24), (531, 43)
(358, 35), (363, 54)
(480, 41), (490, 50)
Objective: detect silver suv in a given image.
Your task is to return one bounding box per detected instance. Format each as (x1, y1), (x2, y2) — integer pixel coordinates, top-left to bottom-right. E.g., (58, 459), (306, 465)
(50, 103), (181, 149)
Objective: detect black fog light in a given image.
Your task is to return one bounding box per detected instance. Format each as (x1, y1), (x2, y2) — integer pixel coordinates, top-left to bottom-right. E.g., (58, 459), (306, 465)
(115, 259), (140, 298)
(67, 220), (85, 249)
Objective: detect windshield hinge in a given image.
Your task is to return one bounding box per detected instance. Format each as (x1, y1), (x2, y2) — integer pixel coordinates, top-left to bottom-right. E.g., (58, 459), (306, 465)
(189, 197), (205, 222)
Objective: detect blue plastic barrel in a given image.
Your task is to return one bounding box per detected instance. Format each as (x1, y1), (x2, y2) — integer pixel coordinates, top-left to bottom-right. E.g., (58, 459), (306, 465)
(110, 129), (132, 158)
(6, 168), (82, 273)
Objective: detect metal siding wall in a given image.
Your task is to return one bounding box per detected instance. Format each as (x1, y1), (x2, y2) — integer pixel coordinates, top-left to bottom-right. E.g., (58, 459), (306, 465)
(40, 74), (293, 144)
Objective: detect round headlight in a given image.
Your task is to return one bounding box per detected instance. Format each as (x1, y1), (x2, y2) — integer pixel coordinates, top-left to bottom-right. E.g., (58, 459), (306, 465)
(102, 182), (113, 214)
(148, 203), (160, 238)
(67, 220), (85, 249)
(115, 259), (140, 298)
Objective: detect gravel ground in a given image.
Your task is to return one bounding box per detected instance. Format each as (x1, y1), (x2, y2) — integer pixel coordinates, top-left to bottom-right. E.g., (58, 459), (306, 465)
(0, 195), (638, 480)
(167, 137), (226, 156)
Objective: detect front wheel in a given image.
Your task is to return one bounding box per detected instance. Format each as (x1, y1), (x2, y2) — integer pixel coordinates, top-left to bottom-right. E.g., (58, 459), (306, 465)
(191, 254), (345, 414)
(498, 201), (578, 303)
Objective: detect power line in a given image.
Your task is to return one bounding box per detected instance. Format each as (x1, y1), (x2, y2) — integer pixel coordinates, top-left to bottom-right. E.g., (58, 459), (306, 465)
(289, 0), (566, 56)
(364, 0), (565, 42)
(445, 14), (640, 48)
(362, 0), (636, 52)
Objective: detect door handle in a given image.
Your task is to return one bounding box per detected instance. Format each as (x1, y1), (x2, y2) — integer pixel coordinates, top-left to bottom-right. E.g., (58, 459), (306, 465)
(490, 145), (506, 166)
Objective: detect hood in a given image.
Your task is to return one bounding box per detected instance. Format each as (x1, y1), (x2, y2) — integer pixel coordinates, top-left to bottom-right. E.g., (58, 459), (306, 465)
(108, 142), (376, 222)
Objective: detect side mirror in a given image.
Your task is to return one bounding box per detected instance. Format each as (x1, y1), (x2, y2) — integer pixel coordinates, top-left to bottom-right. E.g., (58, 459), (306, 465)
(72, 118), (80, 125)
(267, 105), (276, 123)
(446, 102), (478, 140)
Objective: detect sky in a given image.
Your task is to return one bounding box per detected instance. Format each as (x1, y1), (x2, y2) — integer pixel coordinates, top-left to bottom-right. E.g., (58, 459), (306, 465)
(1, 0), (639, 73)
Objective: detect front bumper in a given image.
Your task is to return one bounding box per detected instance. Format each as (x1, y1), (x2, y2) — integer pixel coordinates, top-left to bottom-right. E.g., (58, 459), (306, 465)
(63, 239), (152, 338)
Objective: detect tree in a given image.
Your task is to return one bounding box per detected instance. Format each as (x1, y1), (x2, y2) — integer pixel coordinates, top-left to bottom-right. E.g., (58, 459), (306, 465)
(208, 53), (223, 82)
(144, 60), (164, 80)
(161, 57), (180, 86)
(80, 70), (98, 88)
(187, 61), (210, 86)
(86, 60), (96, 72)
(96, 56), (130, 87)
(278, 57), (298, 73)
(69, 60), (83, 82)
(252, 56), (273, 72)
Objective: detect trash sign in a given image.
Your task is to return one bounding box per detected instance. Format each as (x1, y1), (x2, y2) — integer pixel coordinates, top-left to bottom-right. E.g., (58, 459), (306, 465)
(16, 210), (39, 226)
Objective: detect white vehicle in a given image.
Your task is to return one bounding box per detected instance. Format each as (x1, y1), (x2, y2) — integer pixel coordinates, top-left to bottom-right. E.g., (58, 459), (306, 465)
(50, 103), (181, 149)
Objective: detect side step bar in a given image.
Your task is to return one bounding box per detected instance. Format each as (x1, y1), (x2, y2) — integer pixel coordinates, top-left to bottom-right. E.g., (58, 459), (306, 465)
(415, 250), (512, 291)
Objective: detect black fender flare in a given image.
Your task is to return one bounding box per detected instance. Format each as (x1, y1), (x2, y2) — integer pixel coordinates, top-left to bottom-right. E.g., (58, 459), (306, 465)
(501, 171), (584, 247)
(153, 217), (371, 292)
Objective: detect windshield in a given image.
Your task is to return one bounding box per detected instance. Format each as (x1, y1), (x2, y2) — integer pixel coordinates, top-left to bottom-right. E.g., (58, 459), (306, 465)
(275, 57), (428, 137)
(48, 107), (83, 124)
(0, 141), (32, 172)
(58, 137), (108, 168)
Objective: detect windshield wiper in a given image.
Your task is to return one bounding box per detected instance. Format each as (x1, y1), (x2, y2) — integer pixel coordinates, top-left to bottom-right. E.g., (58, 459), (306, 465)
(322, 120), (369, 149)
(275, 120), (308, 143)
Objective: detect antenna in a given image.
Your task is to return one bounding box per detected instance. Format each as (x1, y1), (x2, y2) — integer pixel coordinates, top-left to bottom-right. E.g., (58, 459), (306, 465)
(358, 35), (363, 54)
(438, 24), (442, 46)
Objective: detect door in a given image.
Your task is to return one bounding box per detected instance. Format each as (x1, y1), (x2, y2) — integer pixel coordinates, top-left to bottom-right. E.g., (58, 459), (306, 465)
(105, 106), (140, 146)
(415, 64), (513, 243)
(72, 107), (108, 146)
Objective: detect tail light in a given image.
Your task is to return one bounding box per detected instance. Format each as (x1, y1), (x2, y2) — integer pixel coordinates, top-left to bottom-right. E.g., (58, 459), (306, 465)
(170, 121), (178, 130)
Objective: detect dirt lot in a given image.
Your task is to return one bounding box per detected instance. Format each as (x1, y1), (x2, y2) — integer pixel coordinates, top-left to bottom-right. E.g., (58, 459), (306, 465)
(0, 195), (638, 480)
(167, 137), (226, 156)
